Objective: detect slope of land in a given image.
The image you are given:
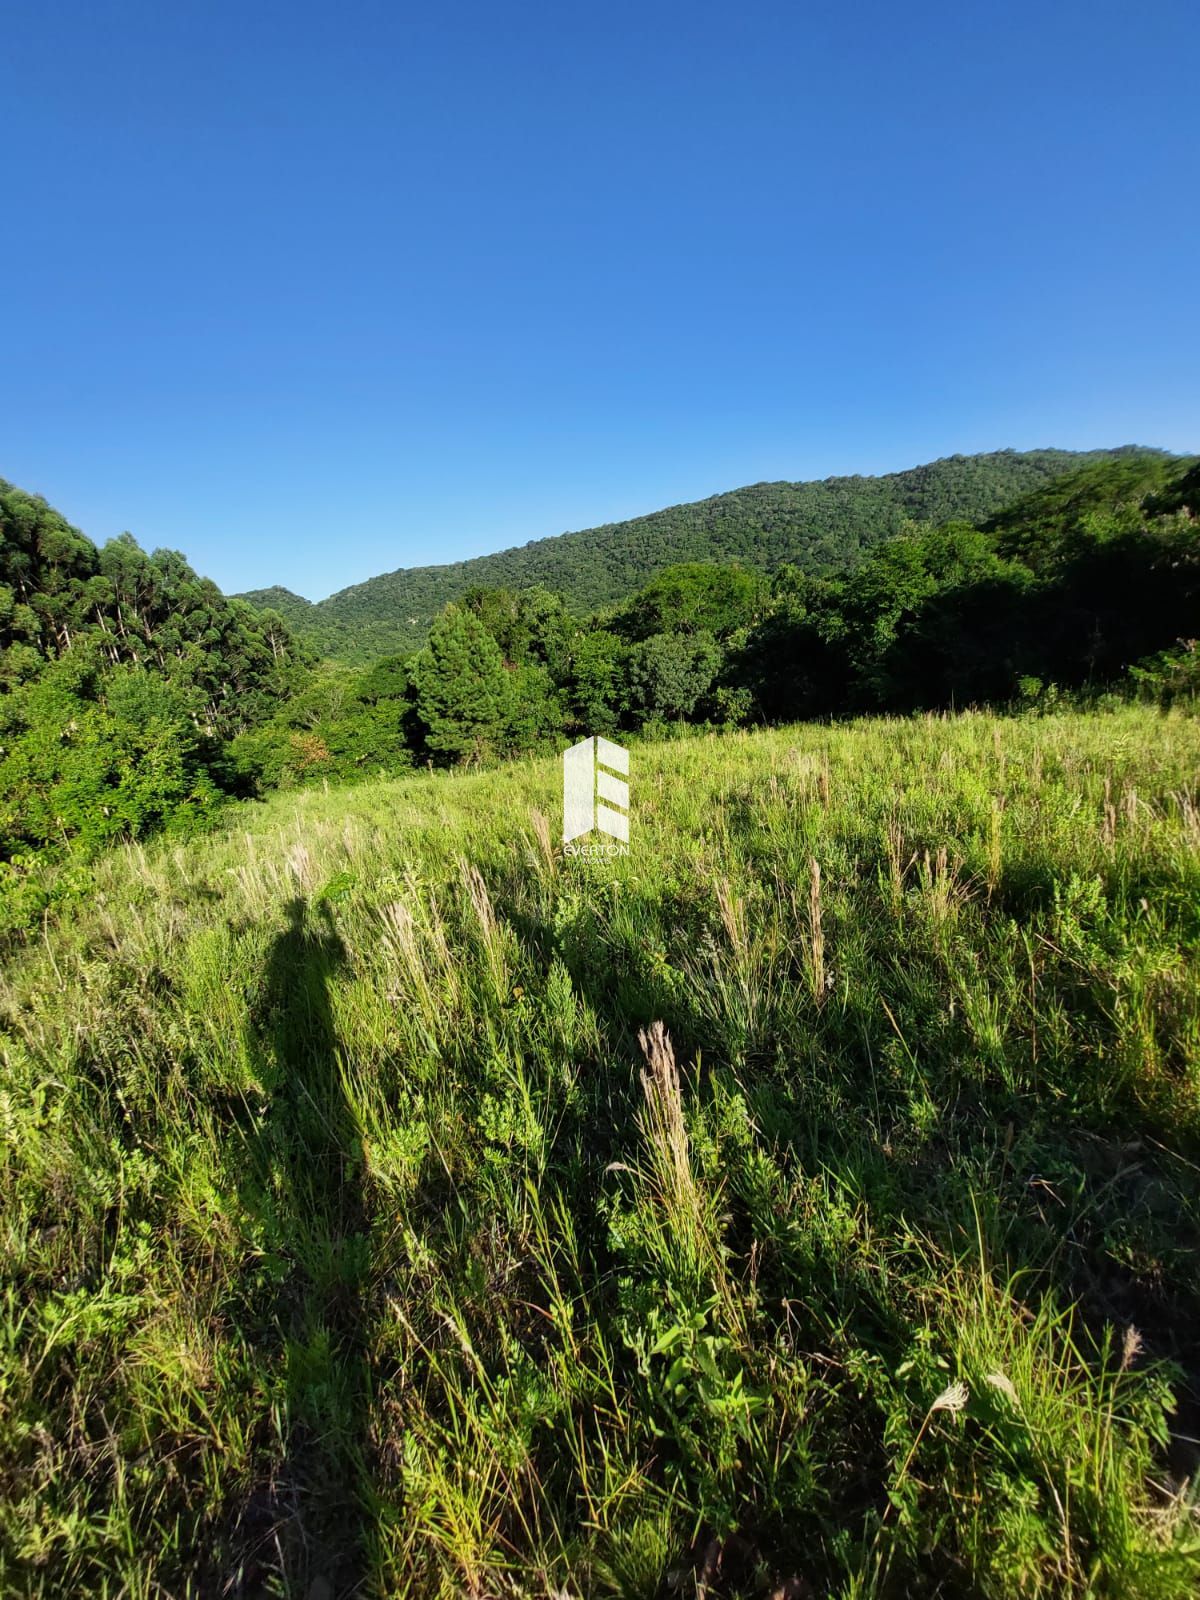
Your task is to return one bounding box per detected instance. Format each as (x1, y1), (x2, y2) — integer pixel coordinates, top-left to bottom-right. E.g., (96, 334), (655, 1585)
(3, 449), (1197, 938)
(239, 447), (1164, 660)
(3, 707), (1199, 1596)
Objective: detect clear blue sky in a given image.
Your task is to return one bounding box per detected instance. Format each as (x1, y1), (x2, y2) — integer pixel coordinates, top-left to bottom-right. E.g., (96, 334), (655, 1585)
(2, 0), (1196, 600)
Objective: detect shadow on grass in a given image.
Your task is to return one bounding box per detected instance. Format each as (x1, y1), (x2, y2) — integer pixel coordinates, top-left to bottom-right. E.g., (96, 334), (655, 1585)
(227, 897), (371, 1599)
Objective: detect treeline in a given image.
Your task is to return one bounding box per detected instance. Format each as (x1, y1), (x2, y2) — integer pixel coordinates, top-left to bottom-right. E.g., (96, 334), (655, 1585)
(234, 453), (1200, 793)
(229, 567), (759, 787)
(239, 447), (1151, 659)
(2, 453), (1197, 933)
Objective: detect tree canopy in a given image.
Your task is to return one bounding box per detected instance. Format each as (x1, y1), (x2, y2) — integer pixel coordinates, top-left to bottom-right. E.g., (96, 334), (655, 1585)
(237, 448), (1161, 660)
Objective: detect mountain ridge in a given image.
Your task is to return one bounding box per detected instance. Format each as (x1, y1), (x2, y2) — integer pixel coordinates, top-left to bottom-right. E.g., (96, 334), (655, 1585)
(237, 446), (1171, 660)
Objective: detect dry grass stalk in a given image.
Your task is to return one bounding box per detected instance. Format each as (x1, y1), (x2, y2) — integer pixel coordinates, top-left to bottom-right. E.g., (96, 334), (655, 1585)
(809, 857), (825, 1005)
(529, 808), (555, 875)
(285, 840), (315, 890)
(715, 878), (747, 960)
(932, 1380), (970, 1414)
(1103, 775), (1117, 846)
(460, 858), (507, 990)
(1171, 789), (1200, 847)
(637, 1022), (702, 1247)
(460, 859), (497, 944)
(379, 893), (456, 1032)
(987, 795), (1004, 897)
(1120, 1326), (1144, 1372)
(885, 820), (908, 909)
(919, 847), (977, 947)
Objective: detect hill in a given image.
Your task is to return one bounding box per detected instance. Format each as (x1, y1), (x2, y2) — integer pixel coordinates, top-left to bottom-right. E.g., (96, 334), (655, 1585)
(240, 447), (1164, 660)
(230, 583), (317, 630)
(3, 449), (1197, 939)
(3, 708), (1199, 1595)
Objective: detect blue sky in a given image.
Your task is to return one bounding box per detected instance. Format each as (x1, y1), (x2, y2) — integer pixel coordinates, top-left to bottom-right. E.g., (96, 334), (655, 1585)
(2, 0), (1196, 600)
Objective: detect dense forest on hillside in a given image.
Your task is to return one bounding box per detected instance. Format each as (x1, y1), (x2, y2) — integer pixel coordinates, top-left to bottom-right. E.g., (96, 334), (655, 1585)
(230, 450), (1199, 786)
(240, 447), (1155, 659)
(2, 450), (1196, 937)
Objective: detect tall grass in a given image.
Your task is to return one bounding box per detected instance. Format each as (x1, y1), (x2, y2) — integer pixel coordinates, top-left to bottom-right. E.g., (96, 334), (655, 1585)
(2, 706), (1200, 1595)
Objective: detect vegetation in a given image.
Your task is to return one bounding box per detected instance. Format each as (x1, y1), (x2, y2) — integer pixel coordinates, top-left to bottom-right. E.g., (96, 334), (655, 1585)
(2, 444), (1199, 1593)
(4, 452), (1197, 941)
(230, 451), (1200, 785)
(2, 708), (1200, 1595)
(737, 452), (1200, 722)
(238, 449), (1159, 660)
(0, 479), (311, 929)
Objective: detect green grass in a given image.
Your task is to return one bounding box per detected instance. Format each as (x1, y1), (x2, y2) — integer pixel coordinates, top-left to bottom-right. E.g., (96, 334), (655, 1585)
(2, 706), (1200, 1596)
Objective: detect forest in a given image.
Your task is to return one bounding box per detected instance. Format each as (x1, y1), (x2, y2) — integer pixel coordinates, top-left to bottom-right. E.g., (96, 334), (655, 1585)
(237, 446), (1156, 659)
(1, 448), (1196, 936)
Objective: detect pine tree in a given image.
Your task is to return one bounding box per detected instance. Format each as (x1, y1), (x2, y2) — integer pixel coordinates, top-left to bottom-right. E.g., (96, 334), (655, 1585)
(413, 604), (509, 764)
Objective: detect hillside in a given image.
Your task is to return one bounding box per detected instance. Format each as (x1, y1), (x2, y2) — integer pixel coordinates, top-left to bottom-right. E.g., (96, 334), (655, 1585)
(228, 582), (318, 631)
(240, 447), (1163, 660)
(982, 449), (1191, 569)
(3, 709), (1199, 1595)
(3, 448), (1197, 940)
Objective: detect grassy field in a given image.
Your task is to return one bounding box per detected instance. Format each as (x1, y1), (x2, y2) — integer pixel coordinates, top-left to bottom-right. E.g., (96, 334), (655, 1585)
(2, 707), (1200, 1597)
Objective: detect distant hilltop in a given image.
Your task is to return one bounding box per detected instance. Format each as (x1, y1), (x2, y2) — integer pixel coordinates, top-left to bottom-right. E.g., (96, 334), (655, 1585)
(236, 446), (1172, 661)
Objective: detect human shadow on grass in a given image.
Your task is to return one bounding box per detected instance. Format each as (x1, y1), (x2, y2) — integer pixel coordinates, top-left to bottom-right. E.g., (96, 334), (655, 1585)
(227, 897), (371, 1600)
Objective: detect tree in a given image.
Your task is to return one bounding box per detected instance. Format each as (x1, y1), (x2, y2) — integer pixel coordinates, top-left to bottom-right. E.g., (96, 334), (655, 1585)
(240, 450), (1149, 661)
(0, 652), (222, 862)
(413, 604), (510, 764)
(626, 631), (722, 722)
(565, 628), (623, 733)
(504, 663), (563, 752)
(616, 562), (760, 642)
